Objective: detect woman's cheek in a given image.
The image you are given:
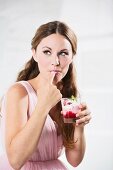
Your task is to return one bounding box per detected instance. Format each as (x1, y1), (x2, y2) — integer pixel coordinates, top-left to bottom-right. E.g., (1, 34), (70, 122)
(61, 57), (72, 66)
(38, 57), (49, 68)
(61, 59), (72, 77)
(61, 58), (72, 69)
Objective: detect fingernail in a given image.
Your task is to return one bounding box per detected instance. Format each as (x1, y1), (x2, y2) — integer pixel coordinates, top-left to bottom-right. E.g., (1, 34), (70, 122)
(76, 114), (78, 117)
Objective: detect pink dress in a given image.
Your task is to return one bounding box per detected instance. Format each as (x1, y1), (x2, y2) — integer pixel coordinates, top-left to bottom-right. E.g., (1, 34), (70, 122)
(0, 81), (68, 170)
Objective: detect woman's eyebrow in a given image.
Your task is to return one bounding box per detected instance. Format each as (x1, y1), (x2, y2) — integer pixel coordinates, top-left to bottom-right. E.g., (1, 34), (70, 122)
(60, 49), (68, 51)
(42, 47), (70, 52)
(42, 46), (52, 50)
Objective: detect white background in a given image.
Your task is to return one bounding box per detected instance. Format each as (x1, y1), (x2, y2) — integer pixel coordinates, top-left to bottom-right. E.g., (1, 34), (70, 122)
(0, 0), (113, 169)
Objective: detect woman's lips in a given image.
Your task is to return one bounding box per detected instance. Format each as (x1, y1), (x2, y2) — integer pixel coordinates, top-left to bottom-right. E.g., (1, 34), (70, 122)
(50, 70), (61, 74)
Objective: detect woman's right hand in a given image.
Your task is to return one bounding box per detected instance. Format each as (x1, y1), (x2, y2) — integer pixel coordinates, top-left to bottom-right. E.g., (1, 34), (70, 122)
(37, 72), (62, 111)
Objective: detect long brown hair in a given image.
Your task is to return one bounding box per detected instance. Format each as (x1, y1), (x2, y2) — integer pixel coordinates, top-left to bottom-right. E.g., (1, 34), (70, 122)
(17, 21), (78, 149)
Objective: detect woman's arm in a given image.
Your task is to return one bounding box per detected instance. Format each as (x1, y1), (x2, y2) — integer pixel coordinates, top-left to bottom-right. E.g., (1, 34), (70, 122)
(5, 84), (48, 170)
(65, 103), (91, 167)
(65, 126), (85, 167)
(5, 81), (62, 169)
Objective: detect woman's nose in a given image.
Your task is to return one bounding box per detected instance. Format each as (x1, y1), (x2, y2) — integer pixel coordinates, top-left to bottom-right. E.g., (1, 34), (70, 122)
(51, 56), (60, 66)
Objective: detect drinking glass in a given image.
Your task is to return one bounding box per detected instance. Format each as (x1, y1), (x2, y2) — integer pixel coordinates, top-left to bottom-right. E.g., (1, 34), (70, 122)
(61, 97), (80, 123)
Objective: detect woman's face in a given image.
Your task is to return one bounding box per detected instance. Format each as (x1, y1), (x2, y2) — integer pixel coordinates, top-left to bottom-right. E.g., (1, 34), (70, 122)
(32, 33), (73, 84)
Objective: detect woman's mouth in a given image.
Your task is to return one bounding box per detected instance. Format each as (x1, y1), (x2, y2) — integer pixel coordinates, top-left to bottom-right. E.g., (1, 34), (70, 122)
(50, 70), (61, 74)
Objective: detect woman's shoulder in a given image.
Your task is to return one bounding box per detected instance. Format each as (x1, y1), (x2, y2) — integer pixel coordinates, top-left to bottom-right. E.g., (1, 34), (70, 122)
(6, 81), (28, 99)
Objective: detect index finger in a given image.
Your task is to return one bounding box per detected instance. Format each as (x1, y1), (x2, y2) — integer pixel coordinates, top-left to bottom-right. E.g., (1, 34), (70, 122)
(79, 102), (87, 110)
(48, 72), (56, 84)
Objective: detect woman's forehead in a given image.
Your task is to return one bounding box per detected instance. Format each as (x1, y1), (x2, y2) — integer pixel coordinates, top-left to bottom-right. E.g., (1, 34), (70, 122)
(38, 34), (72, 50)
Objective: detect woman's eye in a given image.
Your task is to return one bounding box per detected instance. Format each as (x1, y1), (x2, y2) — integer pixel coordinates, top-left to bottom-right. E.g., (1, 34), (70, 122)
(43, 50), (51, 55)
(60, 52), (68, 56)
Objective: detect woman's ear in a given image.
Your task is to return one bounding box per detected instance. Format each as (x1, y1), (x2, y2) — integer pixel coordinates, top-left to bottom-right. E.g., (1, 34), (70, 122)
(32, 49), (38, 62)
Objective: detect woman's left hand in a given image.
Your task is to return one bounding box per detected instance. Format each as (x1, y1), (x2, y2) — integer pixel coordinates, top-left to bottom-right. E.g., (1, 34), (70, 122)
(75, 103), (91, 127)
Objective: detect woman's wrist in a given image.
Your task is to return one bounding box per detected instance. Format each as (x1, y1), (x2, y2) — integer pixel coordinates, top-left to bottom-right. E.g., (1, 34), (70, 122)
(35, 102), (50, 117)
(74, 126), (84, 140)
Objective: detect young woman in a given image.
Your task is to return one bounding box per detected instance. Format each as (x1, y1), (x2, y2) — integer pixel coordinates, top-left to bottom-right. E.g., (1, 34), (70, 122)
(0, 21), (91, 170)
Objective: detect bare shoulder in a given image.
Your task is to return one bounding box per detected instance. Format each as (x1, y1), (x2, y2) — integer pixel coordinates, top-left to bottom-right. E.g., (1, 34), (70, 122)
(5, 83), (29, 127)
(7, 82), (28, 99)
